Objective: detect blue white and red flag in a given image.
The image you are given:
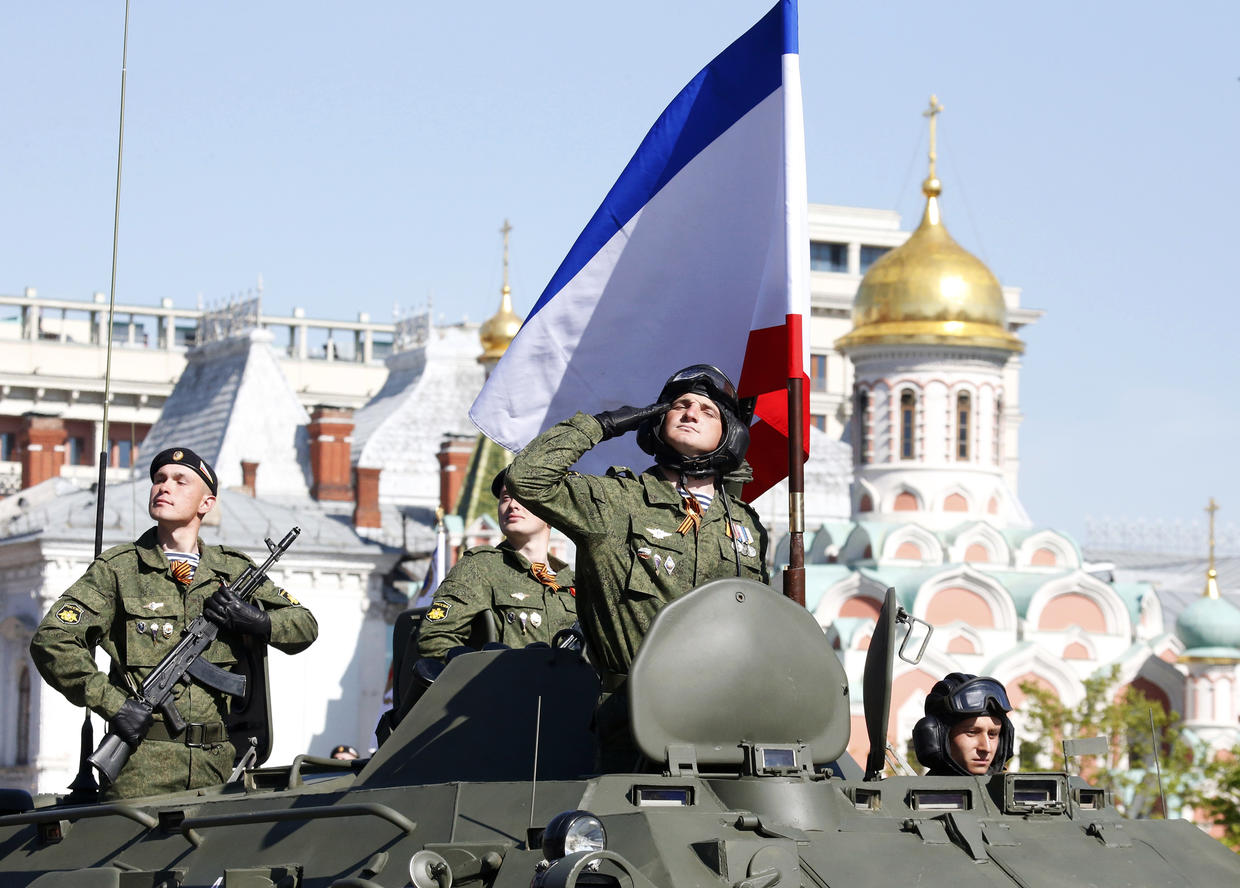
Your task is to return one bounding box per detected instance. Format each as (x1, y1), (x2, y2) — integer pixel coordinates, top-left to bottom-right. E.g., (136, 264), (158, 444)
(470, 0), (809, 499)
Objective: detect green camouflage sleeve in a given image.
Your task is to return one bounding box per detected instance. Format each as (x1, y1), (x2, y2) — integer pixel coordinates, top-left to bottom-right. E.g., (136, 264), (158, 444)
(507, 412), (614, 541)
(250, 577), (318, 654)
(416, 559), (493, 660)
(29, 559), (130, 720)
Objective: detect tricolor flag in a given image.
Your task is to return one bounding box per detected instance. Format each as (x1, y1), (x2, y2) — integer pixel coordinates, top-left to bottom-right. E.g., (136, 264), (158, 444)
(470, 0), (810, 499)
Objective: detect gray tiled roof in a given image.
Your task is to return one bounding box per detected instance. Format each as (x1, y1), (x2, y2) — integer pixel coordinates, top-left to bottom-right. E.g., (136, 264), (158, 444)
(1087, 548), (1240, 626)
(0, 477), (383, 558)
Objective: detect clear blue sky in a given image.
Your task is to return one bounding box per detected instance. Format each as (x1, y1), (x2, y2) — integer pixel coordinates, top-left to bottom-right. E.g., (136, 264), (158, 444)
(1, 1), (1237, 544)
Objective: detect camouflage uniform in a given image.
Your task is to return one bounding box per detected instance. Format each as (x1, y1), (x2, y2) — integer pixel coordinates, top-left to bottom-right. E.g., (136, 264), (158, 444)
(507, 412), (768, 677)
(30, 527), (318, 800)
(417, 542), (576, 659)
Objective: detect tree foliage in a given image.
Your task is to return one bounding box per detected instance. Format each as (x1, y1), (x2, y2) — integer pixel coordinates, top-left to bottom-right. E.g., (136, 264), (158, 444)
(1195, 749), (1240, 852)
(1017, 667), (1199, 821)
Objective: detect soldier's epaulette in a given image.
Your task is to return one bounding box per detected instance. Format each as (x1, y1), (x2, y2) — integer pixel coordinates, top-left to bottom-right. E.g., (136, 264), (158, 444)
(461, 544), (502, 558)
(215, 543), (259, 565)
(98, 541), (139, 562)
(605, 466), (638, 480)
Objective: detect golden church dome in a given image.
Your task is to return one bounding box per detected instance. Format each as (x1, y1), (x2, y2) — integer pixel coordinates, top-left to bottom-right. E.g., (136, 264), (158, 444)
(837, 96), (1022, 354)
(479, 284), (522, 361)
(835, 177), (1023, 353)
(479, 219), (524, 363)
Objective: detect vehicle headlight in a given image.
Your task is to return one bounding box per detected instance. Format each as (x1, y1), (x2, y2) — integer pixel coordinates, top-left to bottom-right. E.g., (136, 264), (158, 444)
(541, 810), (607, 860)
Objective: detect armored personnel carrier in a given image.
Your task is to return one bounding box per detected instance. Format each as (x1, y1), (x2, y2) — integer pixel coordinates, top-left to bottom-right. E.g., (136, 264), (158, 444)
(2, 578), (1237, 886)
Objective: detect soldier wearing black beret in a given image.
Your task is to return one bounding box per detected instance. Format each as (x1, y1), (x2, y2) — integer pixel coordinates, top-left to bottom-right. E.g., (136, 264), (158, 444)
(30, 446), (318, 799)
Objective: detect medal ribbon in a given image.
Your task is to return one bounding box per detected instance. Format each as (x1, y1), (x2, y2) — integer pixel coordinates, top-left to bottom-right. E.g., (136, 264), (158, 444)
(676, 493), (703, 535)
(169, 559), (195, 585)
(529, 562), (560, 591)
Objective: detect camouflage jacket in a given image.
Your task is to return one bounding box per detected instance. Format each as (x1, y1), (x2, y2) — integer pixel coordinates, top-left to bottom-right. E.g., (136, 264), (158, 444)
(507, 412), (768, 675)
(417, 542), (577, 659)
(29, 527), (318, 727)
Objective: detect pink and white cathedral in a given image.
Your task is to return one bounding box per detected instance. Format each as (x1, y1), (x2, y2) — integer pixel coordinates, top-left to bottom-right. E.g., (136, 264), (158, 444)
(788, 161), (1240, 785)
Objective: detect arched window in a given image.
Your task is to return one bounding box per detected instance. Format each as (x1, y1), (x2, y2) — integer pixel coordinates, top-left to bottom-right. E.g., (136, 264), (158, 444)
(956, 392), (971, 460)
(17, 666), (31, 766)
(855, 387), (870, 465)
(900, 390), (916, 460)
(993, 396), (1004, 463)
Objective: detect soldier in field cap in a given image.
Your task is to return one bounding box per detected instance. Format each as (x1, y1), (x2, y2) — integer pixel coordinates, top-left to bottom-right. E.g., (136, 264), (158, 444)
(417, 467), (578, 659)
(30, 446), (318, 799)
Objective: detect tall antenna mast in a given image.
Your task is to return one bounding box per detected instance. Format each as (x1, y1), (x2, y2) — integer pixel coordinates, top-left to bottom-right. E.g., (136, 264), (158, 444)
(93, 0), (131, 559)
(68, 0), (132, 804)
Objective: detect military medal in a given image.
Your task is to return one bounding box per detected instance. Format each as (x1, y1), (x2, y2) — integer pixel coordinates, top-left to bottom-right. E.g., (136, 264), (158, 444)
(136, 621), (146, 634)
(530, 612), (543, 629)
(162, 623), (174, 638)
(653, 554), (664, 571)
(636, 547), (652, 560)
(664, 556), (675, 575)
(144, 601), (165, 611)
(518, 612), (529, 634)
(510, 592), (529, 601)
(506, 612), (516, 623)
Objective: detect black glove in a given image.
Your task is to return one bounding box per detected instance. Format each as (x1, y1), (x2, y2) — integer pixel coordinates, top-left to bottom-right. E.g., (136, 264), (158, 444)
(111, 699), (153, 749)
(204, 585), (271, 639)
(593, 403), (667, 441)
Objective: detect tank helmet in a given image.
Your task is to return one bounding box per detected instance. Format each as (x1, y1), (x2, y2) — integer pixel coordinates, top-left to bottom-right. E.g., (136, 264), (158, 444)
(635, 364), (750, 478)
(912, 673), (1015, 776)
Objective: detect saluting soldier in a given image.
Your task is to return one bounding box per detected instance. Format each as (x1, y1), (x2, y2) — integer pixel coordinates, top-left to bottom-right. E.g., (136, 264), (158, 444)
(29, 447), (318, 800)
(417, 468), (577, 659)
(506, 364), (767, 767)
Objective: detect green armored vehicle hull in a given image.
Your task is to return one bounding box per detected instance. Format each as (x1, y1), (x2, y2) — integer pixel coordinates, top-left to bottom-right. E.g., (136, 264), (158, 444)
(2, 579), (1237, 887)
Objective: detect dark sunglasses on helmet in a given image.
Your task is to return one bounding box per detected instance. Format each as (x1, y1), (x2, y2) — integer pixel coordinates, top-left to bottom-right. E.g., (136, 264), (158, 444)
(943, 677), (1011, 715)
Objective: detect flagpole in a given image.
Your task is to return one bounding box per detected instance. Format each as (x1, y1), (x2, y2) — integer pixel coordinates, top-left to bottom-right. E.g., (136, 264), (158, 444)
(784, 375), (806, 606)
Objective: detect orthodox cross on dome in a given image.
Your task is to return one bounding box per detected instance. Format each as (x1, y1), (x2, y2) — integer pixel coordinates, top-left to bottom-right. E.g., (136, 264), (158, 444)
(1204, 497), (1221, 599)
(922, 94), (944, 185)
(499, 218), (513, 292)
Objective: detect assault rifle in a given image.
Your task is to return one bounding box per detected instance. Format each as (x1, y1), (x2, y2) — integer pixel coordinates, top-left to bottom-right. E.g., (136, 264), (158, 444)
(88, 526), (301, 787)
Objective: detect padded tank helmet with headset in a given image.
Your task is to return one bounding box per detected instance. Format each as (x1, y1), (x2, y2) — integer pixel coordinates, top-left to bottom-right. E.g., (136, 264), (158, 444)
(636, 365), (750, 478)
(912, 673), (1015, 776)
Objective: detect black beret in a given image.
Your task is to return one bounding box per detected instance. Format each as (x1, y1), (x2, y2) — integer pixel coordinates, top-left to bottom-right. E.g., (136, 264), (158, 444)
(149, 447), (218, 496)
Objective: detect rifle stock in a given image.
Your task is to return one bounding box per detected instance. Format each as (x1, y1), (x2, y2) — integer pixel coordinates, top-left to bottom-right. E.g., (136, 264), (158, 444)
(88, 526), (300, 787)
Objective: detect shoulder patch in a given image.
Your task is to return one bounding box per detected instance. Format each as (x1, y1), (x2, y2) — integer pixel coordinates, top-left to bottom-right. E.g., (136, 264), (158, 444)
(425, 601), (452, 622)
(55, 603), (84, 625)
(605, 466), (638, 480)
(277, 588), (301, 606)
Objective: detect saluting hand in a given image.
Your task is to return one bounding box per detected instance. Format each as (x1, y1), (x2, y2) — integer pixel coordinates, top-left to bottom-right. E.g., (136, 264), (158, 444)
(204, 584), (272, 639)
(593, 402), (669, 440)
